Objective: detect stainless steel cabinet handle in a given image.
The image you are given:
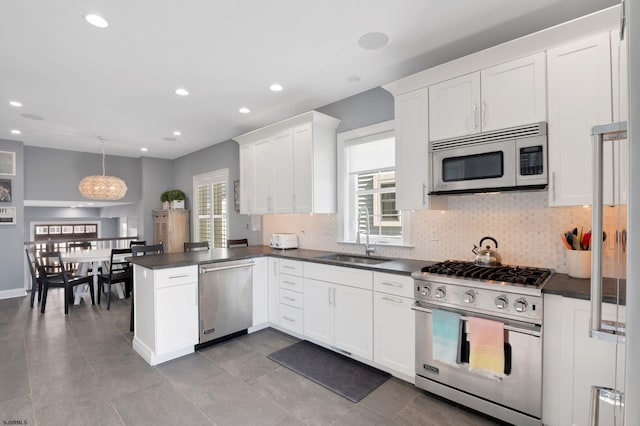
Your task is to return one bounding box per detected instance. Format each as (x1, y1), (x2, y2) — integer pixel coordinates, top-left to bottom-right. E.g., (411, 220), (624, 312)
(283, 296), (296, 302)
(328, 287), (332, 305)
(282, 265), (295, 270)
(168, 274), (189, 279)
(332, 288), (337, 307)
(381, 296), (403, 304)
(282, 280), (296, 286)
(200, 262), (254, 273)
(422, 183), (427, 206)
(552, 171), (556, 202)
(482, 100), (487, 127)
(473, 104), (479, 129)
(283, 316), (296, 322)
(381, 281), (403, 288)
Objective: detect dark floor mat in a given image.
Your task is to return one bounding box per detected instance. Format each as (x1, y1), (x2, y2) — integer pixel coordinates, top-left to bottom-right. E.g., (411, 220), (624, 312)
(267, 340), (390, 402)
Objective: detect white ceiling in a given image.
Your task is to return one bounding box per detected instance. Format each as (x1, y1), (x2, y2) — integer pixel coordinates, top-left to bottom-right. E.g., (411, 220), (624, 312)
(1, 0), (616, 160)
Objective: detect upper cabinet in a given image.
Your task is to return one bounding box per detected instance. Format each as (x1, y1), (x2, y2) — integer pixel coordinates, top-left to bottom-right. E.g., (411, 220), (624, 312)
(235, 111), (340, 215)
(428, 52), (547, 141)
(547, 33), (612, 206)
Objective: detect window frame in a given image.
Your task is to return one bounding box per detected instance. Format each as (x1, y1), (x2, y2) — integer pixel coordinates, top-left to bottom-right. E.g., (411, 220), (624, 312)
(337, 120), (411, 246)
(192, 168), (229, 248)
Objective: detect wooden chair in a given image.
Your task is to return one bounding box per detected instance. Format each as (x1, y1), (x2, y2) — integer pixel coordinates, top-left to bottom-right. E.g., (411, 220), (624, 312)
(97, 248), (132, 310)
(130, 244), (164, 332)
(184, 241), (210, 252)
(66, 241), (92, 272)
(227, 238), (249, 248)
(129, 240), (147, 247)
(37, 251), (95, 315)
(26, 247), (43, 308)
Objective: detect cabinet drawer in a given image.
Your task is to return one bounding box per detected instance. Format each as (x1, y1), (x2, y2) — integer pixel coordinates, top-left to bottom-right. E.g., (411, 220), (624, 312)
(280, 274), (304, 293)
(279, 304), (303, 334)
(155, 266), (198, 288)
(280, 259), (304, 276)
(279, 288), (303, 309)
(304, 262), (372, 290)
(374, 272), (414, 298)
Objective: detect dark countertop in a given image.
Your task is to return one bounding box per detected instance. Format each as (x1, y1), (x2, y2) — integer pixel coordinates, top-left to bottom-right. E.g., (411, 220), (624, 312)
(128, 245), (433, 276)
(129, 245), (625, 303)
(542, 273), (626, 305)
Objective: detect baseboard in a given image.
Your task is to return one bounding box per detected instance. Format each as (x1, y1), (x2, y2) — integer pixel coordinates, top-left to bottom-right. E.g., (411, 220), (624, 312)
(0, 288), (27, 300)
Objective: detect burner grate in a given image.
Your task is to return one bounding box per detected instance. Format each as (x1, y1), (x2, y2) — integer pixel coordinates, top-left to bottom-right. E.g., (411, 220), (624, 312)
(421, 260), (551, 287)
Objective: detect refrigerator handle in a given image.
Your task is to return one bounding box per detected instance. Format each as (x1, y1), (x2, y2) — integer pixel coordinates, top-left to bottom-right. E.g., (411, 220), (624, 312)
(589, 122), (627, 344)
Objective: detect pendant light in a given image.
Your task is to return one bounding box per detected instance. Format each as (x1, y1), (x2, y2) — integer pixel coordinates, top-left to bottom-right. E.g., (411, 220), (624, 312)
(78, 138), (128, 200)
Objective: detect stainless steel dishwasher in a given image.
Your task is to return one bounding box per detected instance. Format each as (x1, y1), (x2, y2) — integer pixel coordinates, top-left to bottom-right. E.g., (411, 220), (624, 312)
(198, 259), (254, 347)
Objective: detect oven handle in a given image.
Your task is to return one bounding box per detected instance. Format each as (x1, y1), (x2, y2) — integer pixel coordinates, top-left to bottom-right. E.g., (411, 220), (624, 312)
(411, 302), (541, 337)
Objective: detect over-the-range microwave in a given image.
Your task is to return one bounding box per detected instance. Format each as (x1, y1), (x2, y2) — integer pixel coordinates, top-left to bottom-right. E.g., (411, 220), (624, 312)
(429, 122), (548, 195)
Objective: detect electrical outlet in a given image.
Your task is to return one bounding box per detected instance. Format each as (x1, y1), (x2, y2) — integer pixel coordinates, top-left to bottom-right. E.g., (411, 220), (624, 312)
(430, 229), (439, 241)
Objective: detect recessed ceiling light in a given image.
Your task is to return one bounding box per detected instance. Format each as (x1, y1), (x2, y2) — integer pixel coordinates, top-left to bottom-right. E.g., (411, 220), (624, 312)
(346, 74), (361, 83)
(9, 101), (22, 107)
(239, 107), (250, 114)
(175, 88), (189, 96)
(21, 113), (45, 120)
(163, 137), (177, 142)
(141, 147), (148, 152)
(84, 14), (109, 28)
(358, 32), (389, 50)
(10, 129), (21, 135)
(173, 131), (181, 136)
(270, 83), (283, 92)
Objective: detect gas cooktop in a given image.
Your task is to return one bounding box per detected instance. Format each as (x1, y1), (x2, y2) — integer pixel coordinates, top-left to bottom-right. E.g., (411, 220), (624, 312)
(418, 260), (552, 288)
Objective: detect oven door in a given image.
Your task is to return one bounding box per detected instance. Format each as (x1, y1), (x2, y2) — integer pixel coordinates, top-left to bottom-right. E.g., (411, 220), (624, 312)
(414, 302), (542, 418)
(431, 139), (516, 194)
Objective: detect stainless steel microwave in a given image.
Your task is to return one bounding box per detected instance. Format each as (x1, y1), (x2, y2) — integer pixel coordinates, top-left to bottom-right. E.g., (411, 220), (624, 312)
(429, 122), (547, 195)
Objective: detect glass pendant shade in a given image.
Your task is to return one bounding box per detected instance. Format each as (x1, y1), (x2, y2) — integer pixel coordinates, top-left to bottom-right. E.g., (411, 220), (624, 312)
(79, 140), (128, 200)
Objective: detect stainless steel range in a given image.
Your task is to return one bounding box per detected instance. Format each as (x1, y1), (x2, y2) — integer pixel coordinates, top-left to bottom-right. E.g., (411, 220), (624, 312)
(412, 260), (553, 426)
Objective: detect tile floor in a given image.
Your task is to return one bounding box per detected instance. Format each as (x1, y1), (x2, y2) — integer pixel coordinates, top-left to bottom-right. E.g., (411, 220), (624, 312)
(0, 290), (503, 425)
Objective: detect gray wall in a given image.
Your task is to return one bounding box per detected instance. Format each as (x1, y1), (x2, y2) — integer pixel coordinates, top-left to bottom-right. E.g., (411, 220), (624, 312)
(139, 157), (174, 242)
(0, 139), (24, 293)
(173, 140), (261, 245)
(24, 146), (140, 203)
(318, 87), (394, 133)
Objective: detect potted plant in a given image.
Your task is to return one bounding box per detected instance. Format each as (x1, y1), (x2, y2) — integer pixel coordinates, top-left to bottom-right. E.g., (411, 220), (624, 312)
(161, 189), (186, 209)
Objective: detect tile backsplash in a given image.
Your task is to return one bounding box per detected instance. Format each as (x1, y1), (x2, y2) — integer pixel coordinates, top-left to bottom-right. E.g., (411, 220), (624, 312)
(263, 191), (626, 276)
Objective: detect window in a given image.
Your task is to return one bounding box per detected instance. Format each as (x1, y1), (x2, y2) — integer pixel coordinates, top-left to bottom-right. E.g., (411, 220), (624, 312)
(193, 169), (228, 248)
(338, 121), (409, 245)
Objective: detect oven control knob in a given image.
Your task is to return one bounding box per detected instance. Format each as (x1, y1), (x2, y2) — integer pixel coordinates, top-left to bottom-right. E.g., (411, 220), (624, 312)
(463, 290), (476, 304)
(514, 298), (528, 313)
(420, 286), (431, 297)
(495, 295), (509, 309)
(435, 287), (446, 299)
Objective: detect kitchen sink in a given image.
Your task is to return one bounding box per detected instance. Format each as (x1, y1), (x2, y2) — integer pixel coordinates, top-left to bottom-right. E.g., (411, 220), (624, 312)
(317, 253), (390, 265)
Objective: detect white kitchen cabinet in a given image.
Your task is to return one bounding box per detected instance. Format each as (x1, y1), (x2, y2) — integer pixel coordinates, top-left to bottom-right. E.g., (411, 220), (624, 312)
(277, 259), (304, 336)
(235, 111), (340, 214)
(547, 32), (613, 206)
(251, 257), (269, 330)
(394, 88), (447, 211)
(303, 263), (373, 360)
(239, 143), (255, 214)
(267, 257), (280, 326)
(132, 265), (199, 366)
(374, 291), (415, 381)
(428, 52), (546, 141)
(542, 294), (625, 426)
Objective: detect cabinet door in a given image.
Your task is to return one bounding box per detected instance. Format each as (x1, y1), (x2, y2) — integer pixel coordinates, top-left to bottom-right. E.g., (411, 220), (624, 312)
(395, 88), (430, 210)
(611, 30), (629, 205)
(156, 282), (198, 354)
(293, 123), (313, 213)
(547, 33), (612, 206)
(253, 138), (273, 213)
(267, 258), (280, 325)
(252, 257), (268, 327)
(271, 130), (294, 213)
(480, 52), (547, 132)
(334, 284), (373, 360)
(303, 278), (334, 346)
(239, 144), (255, 214)
(429, 72), (480, 141)
(374, 292), (415, 378)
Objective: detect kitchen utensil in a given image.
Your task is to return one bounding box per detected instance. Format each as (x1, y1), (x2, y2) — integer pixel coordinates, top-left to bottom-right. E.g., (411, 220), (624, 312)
(561, 234), (573, 250)
(472, 236), (502, 267)
(565, 232), (579, 250)
(581, 231), (592, 250)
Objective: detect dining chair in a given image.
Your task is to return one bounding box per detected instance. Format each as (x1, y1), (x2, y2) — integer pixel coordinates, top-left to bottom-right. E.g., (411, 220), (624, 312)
(26, 247), (44, 308)
(227, 238), (249, 248)
(129, 243), (164, 332)
(97, 248), (132, 310)
(66, 241), (93, 272)
(37, 251), (95, 315)
(184, 241), (210, 252)
(129, 240), (147, 247)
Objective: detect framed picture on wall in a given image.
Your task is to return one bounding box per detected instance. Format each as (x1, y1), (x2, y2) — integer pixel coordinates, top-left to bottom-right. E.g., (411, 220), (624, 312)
(0, 207), (16, 225)
(0, 179), (11, 202)
(0, 151), (16, 176)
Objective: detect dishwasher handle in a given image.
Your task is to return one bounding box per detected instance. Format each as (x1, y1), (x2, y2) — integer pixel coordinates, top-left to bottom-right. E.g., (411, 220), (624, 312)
(200, 261), (254, 274)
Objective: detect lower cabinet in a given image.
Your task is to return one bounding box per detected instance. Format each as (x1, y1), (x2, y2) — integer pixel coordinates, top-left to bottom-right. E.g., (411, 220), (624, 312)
(133, 265), (199, 365)
(373, 292), (415, 381)
(303, 263), (373, 360)
(278, 260), (305, 335)
(542, 294), (625, 426)
(251, 257), (269, 329)
(267, 257), (280, 326)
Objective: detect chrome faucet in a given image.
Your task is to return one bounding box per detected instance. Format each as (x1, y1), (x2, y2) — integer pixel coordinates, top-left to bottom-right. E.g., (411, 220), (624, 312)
(356, 206), (376, 256)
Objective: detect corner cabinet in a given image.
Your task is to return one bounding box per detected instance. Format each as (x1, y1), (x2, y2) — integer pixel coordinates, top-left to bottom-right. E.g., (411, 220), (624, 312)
(152, 209), (189, 253)
(235, 111), (341, 215)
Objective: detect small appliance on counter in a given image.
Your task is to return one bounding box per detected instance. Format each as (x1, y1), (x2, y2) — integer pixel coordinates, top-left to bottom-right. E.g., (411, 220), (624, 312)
(270, 233), (298, 249)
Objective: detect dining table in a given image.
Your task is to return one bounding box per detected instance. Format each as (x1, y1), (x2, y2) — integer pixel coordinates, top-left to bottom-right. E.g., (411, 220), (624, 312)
(61, 248), (126, 305)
